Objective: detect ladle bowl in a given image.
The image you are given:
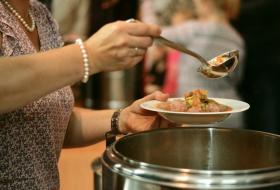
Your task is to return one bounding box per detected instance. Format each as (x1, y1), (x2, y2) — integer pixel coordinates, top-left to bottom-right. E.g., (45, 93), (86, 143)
(155, 36), (239, 79)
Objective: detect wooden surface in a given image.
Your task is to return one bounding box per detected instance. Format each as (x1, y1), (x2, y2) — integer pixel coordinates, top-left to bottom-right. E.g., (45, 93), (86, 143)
(58, 140), (105, 190)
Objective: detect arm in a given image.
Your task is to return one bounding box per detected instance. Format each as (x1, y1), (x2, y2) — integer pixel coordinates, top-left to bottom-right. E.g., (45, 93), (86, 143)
(63, 107), (114, 147)
(0, 21), (161, 113)
(64, 91), (170, 148)
(0, 44), (83, 113)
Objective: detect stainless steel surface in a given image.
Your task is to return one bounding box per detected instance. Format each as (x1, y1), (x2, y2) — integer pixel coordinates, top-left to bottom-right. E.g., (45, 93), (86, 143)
(102, 127), (280, 189)
(100, 69), (136, 109)
(92, 157), (102, 190)
(155, 36), (239, 79)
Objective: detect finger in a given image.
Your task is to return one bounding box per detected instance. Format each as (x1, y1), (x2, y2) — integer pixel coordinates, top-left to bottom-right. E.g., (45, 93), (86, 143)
(123, 56), (145, 69)
(127, 36), (154, 49)
(158, 118), (177, 129)
(150, 116), (161, 130)
(138, 91), (169, 106)
(146, 91), (170, 102)
(113, 47), (145, 60)
(132, 91), (169, 114)
(127, 47), (146, 57)
(124, 22), (161, 37)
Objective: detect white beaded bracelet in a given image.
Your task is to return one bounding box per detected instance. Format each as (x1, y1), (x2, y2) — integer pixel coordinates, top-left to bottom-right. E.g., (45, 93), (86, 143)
(75, 38), (90, 83)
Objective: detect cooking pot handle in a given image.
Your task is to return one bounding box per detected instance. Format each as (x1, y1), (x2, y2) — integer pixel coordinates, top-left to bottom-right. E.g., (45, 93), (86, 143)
(105, 131), (116, 147)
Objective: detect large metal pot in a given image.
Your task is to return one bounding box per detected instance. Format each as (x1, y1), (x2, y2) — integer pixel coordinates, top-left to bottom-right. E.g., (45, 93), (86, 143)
(92, 157), (102, 190)
(102, 127), (280, 189)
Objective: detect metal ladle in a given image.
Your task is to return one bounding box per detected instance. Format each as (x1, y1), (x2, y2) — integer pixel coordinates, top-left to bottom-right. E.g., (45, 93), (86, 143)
(155, 36), (239, 79)
(125, 18), (239, 79)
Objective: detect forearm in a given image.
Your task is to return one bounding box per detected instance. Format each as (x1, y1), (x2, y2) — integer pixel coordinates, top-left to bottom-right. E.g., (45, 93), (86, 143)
(64, 91), (171, 148)
(0, 44), (84, 113)
(0, 20), (161, 113)
(64, 107), (114, 148)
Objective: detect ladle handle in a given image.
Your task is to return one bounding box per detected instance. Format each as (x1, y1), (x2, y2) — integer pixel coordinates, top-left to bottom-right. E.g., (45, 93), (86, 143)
(155, 36), (209, 66)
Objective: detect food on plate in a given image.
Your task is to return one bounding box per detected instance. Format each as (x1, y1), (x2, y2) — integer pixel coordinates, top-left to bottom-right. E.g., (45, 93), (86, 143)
(156, 89), (232, 112)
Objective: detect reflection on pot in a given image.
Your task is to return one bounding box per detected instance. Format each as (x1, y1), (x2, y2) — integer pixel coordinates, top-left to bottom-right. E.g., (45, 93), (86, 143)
(92, 157), (102, 190)
(102, 127), (280, 190)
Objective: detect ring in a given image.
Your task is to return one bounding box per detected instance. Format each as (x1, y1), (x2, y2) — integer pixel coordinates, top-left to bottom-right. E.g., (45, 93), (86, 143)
(126, 18), (136, 23)
(134, 47), (139, 54)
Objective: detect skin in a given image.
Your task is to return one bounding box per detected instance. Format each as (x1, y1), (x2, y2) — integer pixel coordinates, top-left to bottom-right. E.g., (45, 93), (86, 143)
(0, 0), (170, 147)
(193, 0), (240, 22)
(193, 0), (226, 23)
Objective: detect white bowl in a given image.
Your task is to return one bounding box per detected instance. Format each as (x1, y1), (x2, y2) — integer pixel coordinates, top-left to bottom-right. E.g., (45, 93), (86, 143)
(141, 98), (250, 125)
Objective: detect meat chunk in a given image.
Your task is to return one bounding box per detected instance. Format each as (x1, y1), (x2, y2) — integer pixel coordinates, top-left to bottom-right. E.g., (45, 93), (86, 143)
(157, 89), (232, 112)
(157, 99), (186, 112)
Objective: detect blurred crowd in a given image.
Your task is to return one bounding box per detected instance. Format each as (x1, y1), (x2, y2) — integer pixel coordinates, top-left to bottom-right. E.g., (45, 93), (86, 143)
(41, 0), (280, 134)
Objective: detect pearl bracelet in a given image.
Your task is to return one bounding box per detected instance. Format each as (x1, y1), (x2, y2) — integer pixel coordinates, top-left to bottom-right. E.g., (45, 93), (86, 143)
(75, 38), (89, 83)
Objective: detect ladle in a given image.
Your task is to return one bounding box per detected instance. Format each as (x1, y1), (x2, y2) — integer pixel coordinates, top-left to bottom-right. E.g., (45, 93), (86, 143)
(155, 36), (239, 79)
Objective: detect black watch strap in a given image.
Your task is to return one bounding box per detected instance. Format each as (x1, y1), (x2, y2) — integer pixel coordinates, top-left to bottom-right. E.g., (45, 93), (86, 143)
(111, 109), (122, 134)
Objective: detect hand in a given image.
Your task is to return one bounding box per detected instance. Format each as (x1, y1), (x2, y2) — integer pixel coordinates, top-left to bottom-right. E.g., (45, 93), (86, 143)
(118, 91), (173, 134)
(84, 20), (161, 74)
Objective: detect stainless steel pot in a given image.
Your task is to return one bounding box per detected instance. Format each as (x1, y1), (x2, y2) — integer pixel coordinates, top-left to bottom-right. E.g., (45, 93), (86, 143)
(92, 157), (102, 190)
(102, 127), (280, 189)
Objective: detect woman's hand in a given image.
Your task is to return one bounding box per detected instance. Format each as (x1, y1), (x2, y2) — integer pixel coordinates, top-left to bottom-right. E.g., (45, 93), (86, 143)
(118, 91), (173, 134)
(85, 20), (161, 74)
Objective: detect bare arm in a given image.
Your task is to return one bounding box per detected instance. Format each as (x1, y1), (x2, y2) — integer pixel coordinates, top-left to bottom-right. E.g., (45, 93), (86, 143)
(0, 44), (83, 113)
(0, 21), (161, 113)
(64, 107), (114, 147)
(64, 91), (170, 148)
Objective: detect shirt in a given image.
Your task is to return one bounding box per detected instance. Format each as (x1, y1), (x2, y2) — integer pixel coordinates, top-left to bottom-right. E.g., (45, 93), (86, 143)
(0, 1), (74, 189)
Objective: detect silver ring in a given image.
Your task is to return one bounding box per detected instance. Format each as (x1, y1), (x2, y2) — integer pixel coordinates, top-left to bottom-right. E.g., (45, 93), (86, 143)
(134, 47), (139, 54)
(126, 18), (136, 23)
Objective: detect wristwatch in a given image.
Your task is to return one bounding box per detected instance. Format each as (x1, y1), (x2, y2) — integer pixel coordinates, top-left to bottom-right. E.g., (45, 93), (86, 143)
(105, 109), (122, 146)
(111, 109), (122, 134)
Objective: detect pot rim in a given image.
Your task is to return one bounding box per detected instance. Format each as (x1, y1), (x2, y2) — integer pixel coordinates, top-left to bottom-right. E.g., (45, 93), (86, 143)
(114, 127), (280, 174)
(102, 127), (280, 189)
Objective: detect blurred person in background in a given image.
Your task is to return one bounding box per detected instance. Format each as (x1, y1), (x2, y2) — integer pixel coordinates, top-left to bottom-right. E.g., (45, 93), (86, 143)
(0, 0), (170, 189)
(169, 0), (197, 25)
(142, 0), (196, 96)
(139, 0), (172, 26)
(143, 0), (245, 128)
(162, 0), (197, 96)
(233, 0), (280, 134)
(140, 0), (171, 95)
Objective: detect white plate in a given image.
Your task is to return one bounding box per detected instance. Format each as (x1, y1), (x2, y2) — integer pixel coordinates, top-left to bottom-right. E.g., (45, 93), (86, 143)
(141, 98), (250, 125)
